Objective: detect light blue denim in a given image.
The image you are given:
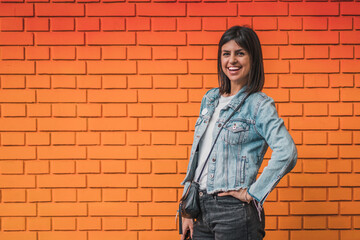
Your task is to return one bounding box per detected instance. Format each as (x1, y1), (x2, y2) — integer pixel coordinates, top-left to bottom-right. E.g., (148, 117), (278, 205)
(181, 86), (297, 205)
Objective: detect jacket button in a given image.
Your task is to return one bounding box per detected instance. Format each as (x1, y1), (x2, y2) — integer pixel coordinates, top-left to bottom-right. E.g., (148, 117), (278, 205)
(212, 158), (216, 162)
(218, 124), (221, 127)
(199, 192), (203, 197)
(210, 174), (214, 178)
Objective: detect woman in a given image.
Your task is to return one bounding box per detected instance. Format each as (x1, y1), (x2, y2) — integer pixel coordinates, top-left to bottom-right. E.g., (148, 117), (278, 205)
(180, 26), (297, 240)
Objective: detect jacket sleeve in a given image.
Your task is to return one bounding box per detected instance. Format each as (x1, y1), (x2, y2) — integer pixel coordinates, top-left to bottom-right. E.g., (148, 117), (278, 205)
(247, 96), (297, 205)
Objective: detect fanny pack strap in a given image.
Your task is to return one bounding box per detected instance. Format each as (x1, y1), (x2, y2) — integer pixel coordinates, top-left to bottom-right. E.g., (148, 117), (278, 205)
(195, 92), (251, 183)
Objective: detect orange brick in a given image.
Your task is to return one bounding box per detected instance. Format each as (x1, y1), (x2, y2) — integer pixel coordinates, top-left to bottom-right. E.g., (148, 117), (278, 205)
(153, 103), (177, 117)
(38, 232), (86, 240)
(178, 17), (201, 31)
(204, 46), (218, 60)
(140, 118), (187, 131)
(128, 217), (152, 230)
(0, 33), (33, 46)
(139, 174), (184, 187)
(128, 75), (152, 89)
(278, 17), (302, 30)
(0, 17), (23, 31)
(291, 117), (337, 130)
(303, 188), (326, 201)
(89, 202), (137, 216)
(53, 217), (76, 230)
(86, 3), (135, 16)
(278, 188), (302, 201)
(26, 75), (51, 89)
(77, 46), (100, 60)
(253, 17), (277, 30)
(263, 202), (289, 216)
(76, 160), (100, 174)
(77, 217), (101, 231)
(128, 188), (152, 202)
(139, 202), (177, 216)
(0, 175), (35, 188)
(262, 46), (279, 60)
(278, 103), (302, 117)
(328, 216), (352, 229)
(51, 46), (75, 60)
(290, 174), (337, 187)
(328, 160), (352, 173)
(0, 203), (36, 216)
(341, 202), (360, 215)
(38, 118), (86, 132)
(2, 189), (26, 203)
(153, 160), (177, 174)
(102, 104), (127, 117)
(0, 160), (23, 174)
(153, 46), (177, 60)
(262, 231), (288, 240)
(291, 202), (338, 215)
(341, 60), (360, 73)
(128, 160), (151, 174)
(51, 75), (76, 89)
(1, 75), (25, 89)
(328, 131), (352, 145)
(178, 75), (202, 89)
(1, 132), (25, 146)
(153, 217), (176, 230)
(88, 174), (137, 187)
(28, 189), (51, 202)
(101, 132), (126, 146)
(77, 104), (101, 117)
(329, 188), (352, 201)
(279, 74), (303, 88)
(102, 189), (126, 202)
(304, 216), (326, 229)
(77, 75), (101, 89)
(153, 188), (177, 202)
(27, 217), (51, 231)
(137, 3), (185, 16)
(303, 131), (327, 145)
(51, 160), (75, 174)
(189, 60), (218, 74)
(188, 32), (223, 45)
(103, 217), (126, 230)
(0, 46), (24, 60)
(102, 46), (126, 60)
(341, 88), (360, 102)
(0, 232), (36, 240)
(291, 230), (338, 240)
(25, 18), (49, 32)
(138, 32), (185, 45)
(89, 119), (136, 131)
(227, 17), (252, 29)
(178, 46), (202, 60)
(330, 45), (354, 59)
(127, 132), (151, 146)
(128, 104), (152, 117)
(126, 17), (150, 31)
(89, 232), (137, 240)
(278, 216), (302, 230)
(140, 145), (187, 159)
(101, 160), (125, 173)
(152, 17), (176, 31)
(238, 2), (288, 16)
(265, 216), (277, 230)
(203, 17), (226, 31)
(101, 17), (125, 31)
(152, 132), (176, 145)
(341, 118), (360, 130)
(297, 145), (337, 159)
(25, 160), (49, 175)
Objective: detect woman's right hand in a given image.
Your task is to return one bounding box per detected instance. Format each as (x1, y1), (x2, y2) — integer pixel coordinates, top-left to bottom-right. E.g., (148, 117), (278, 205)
(181, 217), (193, 240)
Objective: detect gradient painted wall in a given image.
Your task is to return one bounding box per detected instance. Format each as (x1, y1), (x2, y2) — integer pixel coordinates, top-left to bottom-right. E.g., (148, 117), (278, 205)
(0, 1), (360, 240)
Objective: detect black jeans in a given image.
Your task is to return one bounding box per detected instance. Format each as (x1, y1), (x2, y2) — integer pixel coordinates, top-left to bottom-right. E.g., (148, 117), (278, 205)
(193, 190), (265, 240)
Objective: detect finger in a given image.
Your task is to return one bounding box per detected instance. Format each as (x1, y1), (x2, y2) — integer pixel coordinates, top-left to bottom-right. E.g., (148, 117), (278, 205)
(217, 191), (232, 196)
(190, 227), (193, 239)
(180, 233), (184, 240)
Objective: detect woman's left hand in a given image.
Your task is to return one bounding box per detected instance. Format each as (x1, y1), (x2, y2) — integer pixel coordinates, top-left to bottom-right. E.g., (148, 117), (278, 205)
(217, 189), (253, 203)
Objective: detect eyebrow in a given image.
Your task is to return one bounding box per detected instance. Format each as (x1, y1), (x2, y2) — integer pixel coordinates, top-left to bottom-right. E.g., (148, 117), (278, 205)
(222, 49), (245, 52)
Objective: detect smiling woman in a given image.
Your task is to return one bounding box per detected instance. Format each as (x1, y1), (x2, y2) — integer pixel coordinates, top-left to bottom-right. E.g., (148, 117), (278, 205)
(180, 26), (297, 240)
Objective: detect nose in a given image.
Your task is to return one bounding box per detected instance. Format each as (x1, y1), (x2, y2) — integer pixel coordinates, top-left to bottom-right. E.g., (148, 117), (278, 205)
(230, 53), (237, 64)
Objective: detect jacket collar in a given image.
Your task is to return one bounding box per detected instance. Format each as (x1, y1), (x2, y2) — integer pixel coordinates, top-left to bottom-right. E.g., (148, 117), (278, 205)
(205, 86), (248, 111)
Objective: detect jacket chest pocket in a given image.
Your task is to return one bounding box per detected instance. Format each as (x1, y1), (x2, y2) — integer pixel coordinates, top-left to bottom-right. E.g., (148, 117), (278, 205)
(221, 121), (250, 145)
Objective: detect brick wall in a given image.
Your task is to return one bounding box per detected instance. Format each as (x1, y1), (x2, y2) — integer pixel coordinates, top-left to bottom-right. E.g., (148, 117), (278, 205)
(0, 1), (360, 240)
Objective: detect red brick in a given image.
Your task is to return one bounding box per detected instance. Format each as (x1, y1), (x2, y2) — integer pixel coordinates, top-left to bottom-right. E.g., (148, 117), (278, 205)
(188, 32), (222, 45)
(137, 3), (185, 16)
(89, 202), (137, 216)
(290, 88), (339, 102)
(26, 46), (49, 60)
(296, 146), (337, 158)
(101, 17), (125, 31)
(278, 17), (302, 30)
(25, 18), (49, 31)
(126, 17), (150, 31)
(341, 32), (360, 44)
(329, 16), (352, 30)
(188, 3), (237, 16)
(253, 17), (277, 30)
(238, 3), (288, 16)
(35, 3), (83, 16)
(86, 3), (135, 16)
(227, 17), (252, 29)
(138, 32), (186, 45)
(289, 32), (338, 45)
(36, 32), (83, 45)
(0, 17), (23, 31)
(153, 46), (177, 60)
(257, 31), (288, 45)
(50, 17), (74, 31)
(77, 46), (100, 60)
(303, 17), (327, 30)
(178, 17), (201, 31)
(290, 3), (339, 16)
(76, 17), (99, 31)
(86, 32), (135, 45)
(341, 2), (360, 15)
(0, 3), (34, 17)
(88, 146), (137, 159)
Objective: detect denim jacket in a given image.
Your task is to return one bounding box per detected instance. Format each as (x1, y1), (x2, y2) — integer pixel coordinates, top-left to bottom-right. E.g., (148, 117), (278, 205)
(181, 87), (297, 205)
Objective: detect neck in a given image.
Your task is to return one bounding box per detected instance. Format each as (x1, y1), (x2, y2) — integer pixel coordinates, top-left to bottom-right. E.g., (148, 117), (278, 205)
(223, 82), (246, 97)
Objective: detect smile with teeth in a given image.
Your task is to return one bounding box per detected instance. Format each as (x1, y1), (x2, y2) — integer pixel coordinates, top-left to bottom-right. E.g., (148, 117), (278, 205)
(228, 66), (241, 71)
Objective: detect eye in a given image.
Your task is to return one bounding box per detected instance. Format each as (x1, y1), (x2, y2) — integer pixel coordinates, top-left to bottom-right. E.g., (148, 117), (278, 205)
(237, 51), (245, 56)
(222, 52), (230, 56)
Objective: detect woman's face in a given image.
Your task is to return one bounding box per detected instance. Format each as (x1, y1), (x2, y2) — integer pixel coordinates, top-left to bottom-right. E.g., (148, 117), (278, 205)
(221, 39), (251, 86)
